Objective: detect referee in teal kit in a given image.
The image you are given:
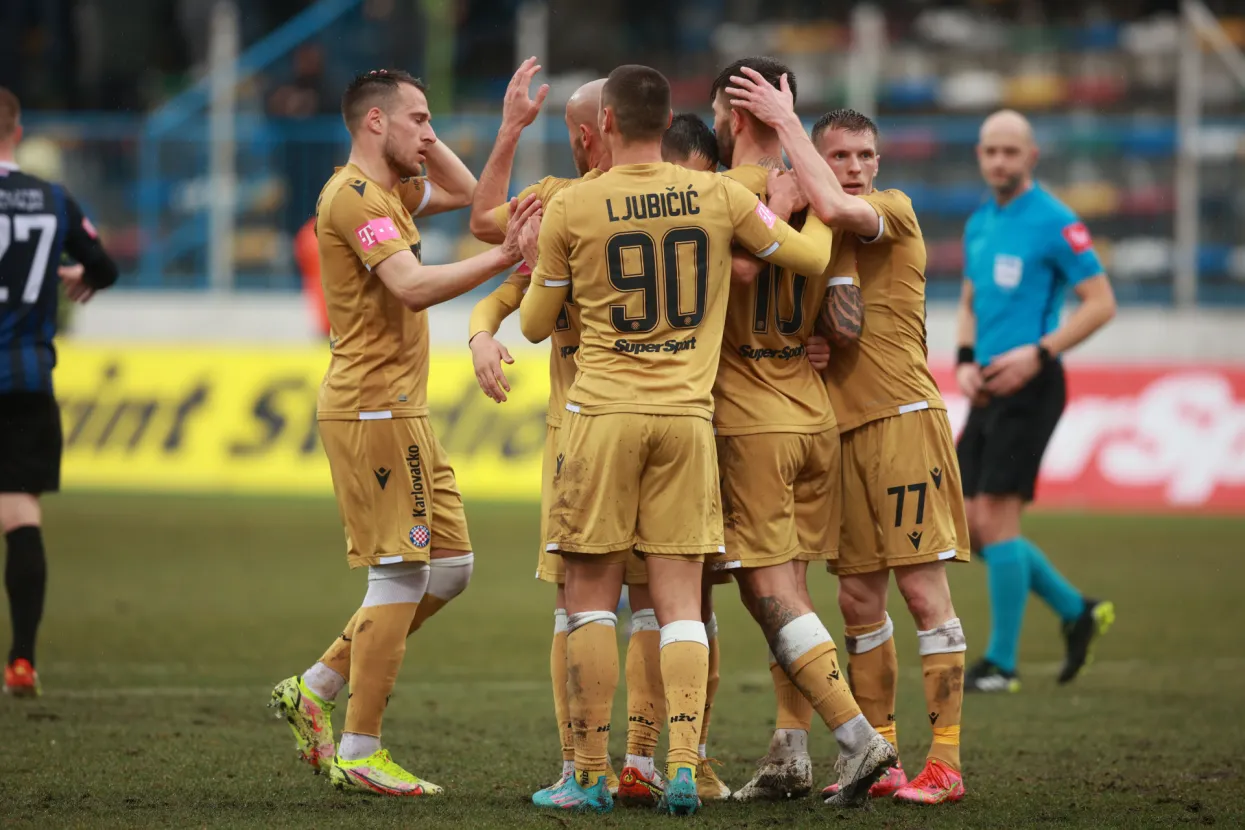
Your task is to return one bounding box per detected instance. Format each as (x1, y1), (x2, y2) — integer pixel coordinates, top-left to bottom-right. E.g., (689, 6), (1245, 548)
(955, 110), (1118, 694)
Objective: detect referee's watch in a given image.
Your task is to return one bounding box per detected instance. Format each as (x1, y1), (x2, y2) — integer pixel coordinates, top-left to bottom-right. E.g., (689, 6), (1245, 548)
(1036, 343), (1054, 366)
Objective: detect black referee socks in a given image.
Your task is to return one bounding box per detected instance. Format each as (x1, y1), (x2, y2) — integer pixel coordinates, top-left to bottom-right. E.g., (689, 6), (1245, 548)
(5, 525), (47, 666)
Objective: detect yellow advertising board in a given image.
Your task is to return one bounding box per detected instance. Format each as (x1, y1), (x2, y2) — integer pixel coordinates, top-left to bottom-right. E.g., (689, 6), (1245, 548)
(55, 343), (553, 499)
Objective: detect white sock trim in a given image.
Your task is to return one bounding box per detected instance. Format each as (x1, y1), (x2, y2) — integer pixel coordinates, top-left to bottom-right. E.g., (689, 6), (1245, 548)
(361, 561), (430, 607)
(706, 612), (718, 641)
(773, 613), (833, 669)
(660, 619), (709, 649)
(567, 610), (617, 634)
(554, 608), (568, 635)
(302, 662), (346, 701)
(917, 617), (967, 655)
(845, 613), (894, 655)
(630, 608), (659, 635)
(339, 732), (382, 761)
(426, 552), (473, 601)
(767, 648), (778, 666)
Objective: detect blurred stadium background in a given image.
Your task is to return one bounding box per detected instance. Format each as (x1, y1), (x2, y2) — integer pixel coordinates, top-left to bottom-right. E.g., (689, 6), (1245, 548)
(2, 2), (1245, 827)
(3, 0), (1243, 508)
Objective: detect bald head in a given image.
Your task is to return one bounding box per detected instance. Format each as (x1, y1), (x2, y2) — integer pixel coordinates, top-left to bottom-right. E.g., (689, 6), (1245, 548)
(566, 79), (606, 127)
(980, 109), (1034, 147)
(977, 109), (1038, 200)
(564, 79), (607, 176)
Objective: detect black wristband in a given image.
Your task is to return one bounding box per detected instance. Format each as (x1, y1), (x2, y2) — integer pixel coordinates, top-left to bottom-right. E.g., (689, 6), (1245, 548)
(956, 346), (976, 366)
(1037, 343), (1054, 365)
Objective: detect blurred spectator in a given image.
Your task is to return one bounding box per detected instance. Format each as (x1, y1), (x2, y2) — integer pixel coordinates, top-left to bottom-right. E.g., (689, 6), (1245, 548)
(267, 45), (336, 118)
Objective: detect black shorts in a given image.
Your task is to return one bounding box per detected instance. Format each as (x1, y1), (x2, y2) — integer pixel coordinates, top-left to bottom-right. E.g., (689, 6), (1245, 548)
(0, 392), (63, 494)
(956, 360), (1065, 502)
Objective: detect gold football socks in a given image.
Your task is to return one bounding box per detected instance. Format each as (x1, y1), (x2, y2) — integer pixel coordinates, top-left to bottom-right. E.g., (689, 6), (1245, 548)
(659, 621), (710, 777)
(845, 614), (899, 751)
(566, 612), (620, 787)
(918, 618), (967, 771)
(625, 609), (664, 762)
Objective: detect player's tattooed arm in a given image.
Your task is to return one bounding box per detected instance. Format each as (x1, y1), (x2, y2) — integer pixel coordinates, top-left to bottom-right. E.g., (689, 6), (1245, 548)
(469, 57), (549, 243)
(820, 284), (864, 349)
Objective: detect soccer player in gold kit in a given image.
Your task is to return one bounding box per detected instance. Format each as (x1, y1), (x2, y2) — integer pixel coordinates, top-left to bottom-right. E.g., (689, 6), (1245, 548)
(467, 62), (681, 804)
(707, 57), (898, 807)
(729, 67), (970, 806)
(464, 60), (631, 803)
(519, 64), (860, 815)
(269, 69), (541, 796)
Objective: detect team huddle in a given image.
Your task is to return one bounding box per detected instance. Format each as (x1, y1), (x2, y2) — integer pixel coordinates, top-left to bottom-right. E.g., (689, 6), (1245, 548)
(270, 57), (971, 815)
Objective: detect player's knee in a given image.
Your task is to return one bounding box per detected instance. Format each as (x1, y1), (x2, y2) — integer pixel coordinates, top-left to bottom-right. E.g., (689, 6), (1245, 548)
(0, 493), (41, 534)
(362, 561), (430, 607)
(426, 552), (474, 602)
(837, 574), (887, 625)
(895, 563), (954, 629)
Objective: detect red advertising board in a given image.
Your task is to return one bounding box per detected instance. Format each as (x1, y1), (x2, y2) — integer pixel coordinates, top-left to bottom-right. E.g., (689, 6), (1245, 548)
(930, 364), (1245, 514)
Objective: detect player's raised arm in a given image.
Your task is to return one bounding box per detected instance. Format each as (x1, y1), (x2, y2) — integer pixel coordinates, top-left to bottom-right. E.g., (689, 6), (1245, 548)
(407, 139), (477, 217)
(519, 193), (569, 343)
(726, 68), (879, 239)
(333, 181), (539, 311)
(469, 58), (550, 243)
(722, 177), (831, 277)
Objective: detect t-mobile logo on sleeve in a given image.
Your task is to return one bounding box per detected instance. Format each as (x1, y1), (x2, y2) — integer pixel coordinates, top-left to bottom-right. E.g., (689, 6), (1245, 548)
(355, 217), (400, 251)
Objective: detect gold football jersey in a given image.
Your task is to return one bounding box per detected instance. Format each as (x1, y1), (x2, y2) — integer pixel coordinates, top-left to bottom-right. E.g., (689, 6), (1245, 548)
(315, 163), (432, 420)
(530, 162), (831, 420)
(714, 164), (858, 435)
(824, 189), (945, 432)
(473, 171), (603, 425)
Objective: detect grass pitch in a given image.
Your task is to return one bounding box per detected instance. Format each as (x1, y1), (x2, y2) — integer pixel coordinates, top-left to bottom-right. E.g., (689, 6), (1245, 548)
(1, 493), (1243, 828)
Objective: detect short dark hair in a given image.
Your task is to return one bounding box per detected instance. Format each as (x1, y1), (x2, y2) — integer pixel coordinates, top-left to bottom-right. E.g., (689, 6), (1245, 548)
(710, 56), (797, 107)
(341, 69), (427, 131)
(0, 86), (19, 141)
(602, 65), (671, 143)
(662, 114), (719, 168)
(812, 108), (879, 145)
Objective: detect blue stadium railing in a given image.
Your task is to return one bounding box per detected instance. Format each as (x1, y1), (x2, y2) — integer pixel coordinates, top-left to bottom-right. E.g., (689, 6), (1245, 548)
(21, 111), (1245, 305)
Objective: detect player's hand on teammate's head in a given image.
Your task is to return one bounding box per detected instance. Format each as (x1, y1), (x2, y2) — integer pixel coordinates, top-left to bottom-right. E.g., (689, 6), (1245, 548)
(469, 332), (515, 404)
(982, 344), (1041, 398)
(502, 56), (550, 131)
(58, 263), (95, 304)
(805, 334), (831, 372)
(725, 67), (796, 129)
(766, 168), (807, 221)
(501, 194), (542, 266)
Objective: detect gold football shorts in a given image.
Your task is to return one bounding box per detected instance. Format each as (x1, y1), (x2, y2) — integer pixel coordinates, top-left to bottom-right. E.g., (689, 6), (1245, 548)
(319, 416), (471, 568)
(546, 410), (722, 561)
(536, 423), (648, 583)
(715, 428), (840, 571)
(832, 407), (970, 576)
